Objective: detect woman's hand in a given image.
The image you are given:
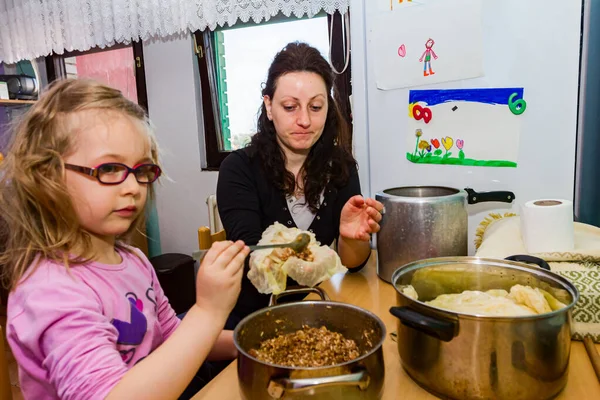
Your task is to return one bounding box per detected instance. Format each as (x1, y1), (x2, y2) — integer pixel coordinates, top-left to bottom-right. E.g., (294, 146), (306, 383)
(339, 195), (384, 242)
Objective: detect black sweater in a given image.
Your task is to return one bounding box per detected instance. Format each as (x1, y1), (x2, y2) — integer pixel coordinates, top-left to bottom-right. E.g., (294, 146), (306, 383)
(216, 148), (369, 320)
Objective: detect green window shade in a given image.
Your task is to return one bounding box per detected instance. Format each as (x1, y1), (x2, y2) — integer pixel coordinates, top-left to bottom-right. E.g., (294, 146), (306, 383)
(213, 31), (231, 151)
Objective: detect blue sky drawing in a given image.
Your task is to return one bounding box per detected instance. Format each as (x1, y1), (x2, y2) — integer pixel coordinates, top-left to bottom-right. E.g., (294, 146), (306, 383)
(409, 88), (525, 106)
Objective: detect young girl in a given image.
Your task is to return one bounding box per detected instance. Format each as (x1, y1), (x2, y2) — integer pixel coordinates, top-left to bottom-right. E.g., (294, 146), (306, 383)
(0, 79), (249, 400)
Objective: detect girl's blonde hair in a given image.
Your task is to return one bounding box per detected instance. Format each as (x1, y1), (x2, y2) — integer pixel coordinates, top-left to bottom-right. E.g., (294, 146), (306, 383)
(0, 79), (160, 291)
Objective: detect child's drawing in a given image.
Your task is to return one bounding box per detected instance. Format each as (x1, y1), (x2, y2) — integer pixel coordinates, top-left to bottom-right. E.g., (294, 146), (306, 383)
(391, 0), (412, 11)
(398, 44), (407, 57)
(373, 0), (483, 90)
(419, 39), (438, 76)
(406, 88), (526, 167)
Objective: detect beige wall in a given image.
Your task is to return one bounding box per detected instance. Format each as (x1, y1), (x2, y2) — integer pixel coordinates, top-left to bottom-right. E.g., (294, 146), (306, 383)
(143, 34), (218, 255)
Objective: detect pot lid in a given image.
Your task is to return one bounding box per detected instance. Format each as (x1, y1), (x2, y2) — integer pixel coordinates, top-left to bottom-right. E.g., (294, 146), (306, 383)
(375, 186), (467, 206)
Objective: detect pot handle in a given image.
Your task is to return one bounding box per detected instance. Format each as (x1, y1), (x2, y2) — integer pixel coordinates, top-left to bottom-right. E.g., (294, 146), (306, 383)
(269, 286), (330, 306)
(504, 255), (551, 271)
(465, 188), (515, 205)
(267, 369), (369, 399)
(389, 306), (457, 342)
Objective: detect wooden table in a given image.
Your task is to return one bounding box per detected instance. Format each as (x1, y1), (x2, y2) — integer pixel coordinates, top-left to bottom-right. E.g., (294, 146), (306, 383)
(193, 253), (600, 399)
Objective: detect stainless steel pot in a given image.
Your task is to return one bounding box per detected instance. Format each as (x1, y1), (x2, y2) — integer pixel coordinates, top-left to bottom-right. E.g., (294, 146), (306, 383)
(389, 256), (579, 400)
(375, 186), (515, 282)
(234, 287), (387, 399)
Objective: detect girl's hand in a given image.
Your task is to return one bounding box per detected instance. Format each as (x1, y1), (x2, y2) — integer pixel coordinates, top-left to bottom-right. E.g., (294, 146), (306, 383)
(339, 196), (384, 242)
(195, 240), (249, 318)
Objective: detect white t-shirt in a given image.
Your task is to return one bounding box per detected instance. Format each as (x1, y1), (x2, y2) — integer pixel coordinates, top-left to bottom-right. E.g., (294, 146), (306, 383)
(286, 195), (316, 231)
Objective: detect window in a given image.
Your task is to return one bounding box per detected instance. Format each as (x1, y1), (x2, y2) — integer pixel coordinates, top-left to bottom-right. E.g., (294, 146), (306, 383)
(45, 42), (149, 112)
(194, 12), (352, 170)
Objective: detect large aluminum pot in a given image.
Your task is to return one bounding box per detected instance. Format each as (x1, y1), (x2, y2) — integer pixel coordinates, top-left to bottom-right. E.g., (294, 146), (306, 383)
(234, 287), (386, 399)
(375, 186), (515, 282)
(389, 256), (579, 400)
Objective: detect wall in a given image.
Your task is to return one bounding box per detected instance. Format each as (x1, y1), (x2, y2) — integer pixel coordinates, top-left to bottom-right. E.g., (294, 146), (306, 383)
(143, 34), (218, 255)
(349, 0), (371, 197)
(351, 0), (582, 254)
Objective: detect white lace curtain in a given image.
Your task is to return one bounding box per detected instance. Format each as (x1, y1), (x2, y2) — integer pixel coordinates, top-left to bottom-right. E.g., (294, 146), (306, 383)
(0, 0), (349, 64)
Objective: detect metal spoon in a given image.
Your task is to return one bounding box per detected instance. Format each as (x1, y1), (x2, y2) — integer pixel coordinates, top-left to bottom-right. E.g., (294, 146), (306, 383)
(191, 233), (311, 261)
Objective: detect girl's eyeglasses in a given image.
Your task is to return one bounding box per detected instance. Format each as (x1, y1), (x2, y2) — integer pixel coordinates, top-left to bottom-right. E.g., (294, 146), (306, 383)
(64, 163), (162, 185)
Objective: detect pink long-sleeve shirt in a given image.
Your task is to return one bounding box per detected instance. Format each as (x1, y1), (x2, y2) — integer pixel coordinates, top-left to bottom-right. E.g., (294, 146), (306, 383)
(6, 247), (181, 400)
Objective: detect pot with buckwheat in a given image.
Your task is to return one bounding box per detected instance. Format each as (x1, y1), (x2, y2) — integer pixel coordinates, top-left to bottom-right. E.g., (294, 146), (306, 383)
(233, 287), (386, 399)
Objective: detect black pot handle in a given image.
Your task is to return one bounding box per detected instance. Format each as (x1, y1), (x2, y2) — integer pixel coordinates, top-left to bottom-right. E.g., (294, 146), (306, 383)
(465, 188), (515, 205)
(269, 286), (330, 306)
(389, 306), (457, 342)
(504, 255), (551, 271)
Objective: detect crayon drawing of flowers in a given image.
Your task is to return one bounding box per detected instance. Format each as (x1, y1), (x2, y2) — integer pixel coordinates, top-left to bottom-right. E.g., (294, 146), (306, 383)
(418, 140), (432, 158)
(431, 138), (442, 156)
(405, 134), (488, 166)
(456, 139), (465, 160)
(410, 129), (424, 161)
(441, 137), (453, 158)
(407, 88), (520, 168)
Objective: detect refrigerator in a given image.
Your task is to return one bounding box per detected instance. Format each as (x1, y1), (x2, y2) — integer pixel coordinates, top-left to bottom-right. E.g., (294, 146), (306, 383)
(577, 0), (600, 227)
(350, 0), (594, 254)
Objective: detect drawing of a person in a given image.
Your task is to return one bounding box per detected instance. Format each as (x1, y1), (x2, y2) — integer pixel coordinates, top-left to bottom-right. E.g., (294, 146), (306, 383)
(391, 0), (412, 11)
(419, 38), (438, 76)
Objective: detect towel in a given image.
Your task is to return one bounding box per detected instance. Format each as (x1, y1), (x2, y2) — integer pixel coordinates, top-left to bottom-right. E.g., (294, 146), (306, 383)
(474, 213), (600, 343)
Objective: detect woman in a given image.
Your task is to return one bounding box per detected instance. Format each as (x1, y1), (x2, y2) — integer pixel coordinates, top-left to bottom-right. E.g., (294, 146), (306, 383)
(217, 42), (383, 322)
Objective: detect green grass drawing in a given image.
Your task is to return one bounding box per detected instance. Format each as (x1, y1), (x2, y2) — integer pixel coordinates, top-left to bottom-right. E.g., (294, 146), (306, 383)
(406, 153), (517, 167)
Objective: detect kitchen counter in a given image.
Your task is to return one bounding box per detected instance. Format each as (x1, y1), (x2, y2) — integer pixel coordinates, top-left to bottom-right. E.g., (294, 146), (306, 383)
(193, 252), (600, 399)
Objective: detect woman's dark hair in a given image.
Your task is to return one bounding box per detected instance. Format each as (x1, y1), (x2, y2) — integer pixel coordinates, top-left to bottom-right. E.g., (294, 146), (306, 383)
(249, 42), (356, 212)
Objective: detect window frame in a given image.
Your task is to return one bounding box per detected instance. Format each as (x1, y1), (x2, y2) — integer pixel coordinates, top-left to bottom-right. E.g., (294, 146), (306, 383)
(45, 41), (150, 113)
(193, 11), (352, 171)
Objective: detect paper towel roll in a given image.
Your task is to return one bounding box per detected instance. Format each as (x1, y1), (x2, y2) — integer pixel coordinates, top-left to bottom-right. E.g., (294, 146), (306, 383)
(521, 199), (575, 253)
